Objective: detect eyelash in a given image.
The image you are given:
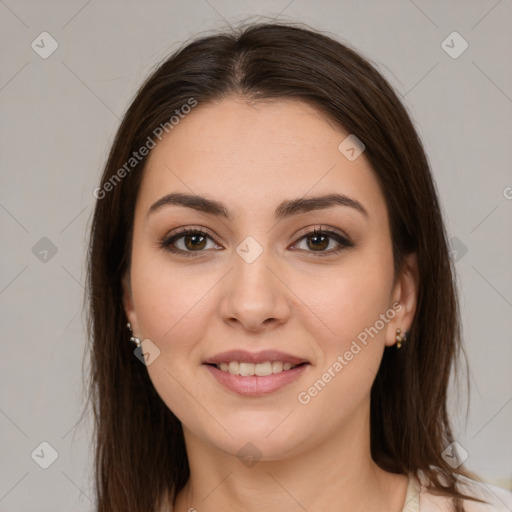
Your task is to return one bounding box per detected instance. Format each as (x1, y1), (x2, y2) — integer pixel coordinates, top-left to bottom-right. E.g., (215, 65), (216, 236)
(159, 225), (353, 258)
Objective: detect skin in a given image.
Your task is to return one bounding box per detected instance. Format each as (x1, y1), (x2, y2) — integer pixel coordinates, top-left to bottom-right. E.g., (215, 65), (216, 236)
(123, 97), (419, 512)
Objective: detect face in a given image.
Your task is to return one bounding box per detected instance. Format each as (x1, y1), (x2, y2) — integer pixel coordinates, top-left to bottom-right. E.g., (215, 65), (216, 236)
(123, 97), (418, 461)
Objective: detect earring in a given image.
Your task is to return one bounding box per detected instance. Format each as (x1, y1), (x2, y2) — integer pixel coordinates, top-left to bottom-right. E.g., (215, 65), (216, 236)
(395, 328), (407, 349)
(127, 322), (141, 348)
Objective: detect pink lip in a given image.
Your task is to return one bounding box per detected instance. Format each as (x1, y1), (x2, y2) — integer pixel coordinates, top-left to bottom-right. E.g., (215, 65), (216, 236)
(203, 349), (308, 366)
(204, 363), (309, 396)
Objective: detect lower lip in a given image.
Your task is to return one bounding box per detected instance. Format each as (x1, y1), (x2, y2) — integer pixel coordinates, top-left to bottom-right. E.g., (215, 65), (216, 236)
(204, 364), (309, 396)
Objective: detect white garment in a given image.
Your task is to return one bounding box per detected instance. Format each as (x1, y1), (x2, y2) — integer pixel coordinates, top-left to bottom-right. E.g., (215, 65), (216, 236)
(402, 471), (512, 511)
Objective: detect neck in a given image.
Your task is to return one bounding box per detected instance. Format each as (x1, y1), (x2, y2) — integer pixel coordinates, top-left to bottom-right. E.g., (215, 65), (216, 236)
(172, 400), (408, 512)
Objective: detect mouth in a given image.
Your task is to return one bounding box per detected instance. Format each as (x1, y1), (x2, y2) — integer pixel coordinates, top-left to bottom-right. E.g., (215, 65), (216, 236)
(202, 350), (310, 396)
(203, 350), (311, 397)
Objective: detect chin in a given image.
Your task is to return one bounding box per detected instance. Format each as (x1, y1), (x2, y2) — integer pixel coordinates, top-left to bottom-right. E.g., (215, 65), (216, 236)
(192, 415), (310, 462)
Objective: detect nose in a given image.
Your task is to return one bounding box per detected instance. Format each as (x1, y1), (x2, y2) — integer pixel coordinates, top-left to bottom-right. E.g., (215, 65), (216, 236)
(218, 246), (291, 333)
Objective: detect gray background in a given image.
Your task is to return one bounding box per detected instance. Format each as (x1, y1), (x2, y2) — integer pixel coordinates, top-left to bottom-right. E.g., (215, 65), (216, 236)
(1, 1), (511, 510)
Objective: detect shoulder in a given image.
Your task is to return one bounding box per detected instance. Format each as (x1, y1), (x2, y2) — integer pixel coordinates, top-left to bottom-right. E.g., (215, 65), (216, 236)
(415, 472), (512, 512)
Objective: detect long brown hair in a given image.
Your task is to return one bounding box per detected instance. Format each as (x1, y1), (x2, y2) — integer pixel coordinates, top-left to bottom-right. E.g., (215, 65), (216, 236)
(83, 20), (487, 512)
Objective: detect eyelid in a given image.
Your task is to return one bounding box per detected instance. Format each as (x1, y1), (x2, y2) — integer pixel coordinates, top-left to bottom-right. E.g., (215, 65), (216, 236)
(165, 225), (217, 240)
(292, 224), (350, 243)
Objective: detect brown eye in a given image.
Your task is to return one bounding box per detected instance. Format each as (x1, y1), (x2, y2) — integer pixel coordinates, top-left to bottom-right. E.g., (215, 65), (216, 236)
(160, 228), (220, 256)
(293, 227), (353, 256)
(306, 232), (330, 251)
(183, 233), (207, 251)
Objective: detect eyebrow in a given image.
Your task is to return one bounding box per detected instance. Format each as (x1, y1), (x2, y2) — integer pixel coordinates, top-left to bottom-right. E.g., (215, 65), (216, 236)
(147, 192), (368, 221)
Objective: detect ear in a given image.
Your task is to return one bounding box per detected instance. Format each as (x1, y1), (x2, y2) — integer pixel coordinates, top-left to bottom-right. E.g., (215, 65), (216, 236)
(122, 271), (140, 334)
(385, 252), (419, 347)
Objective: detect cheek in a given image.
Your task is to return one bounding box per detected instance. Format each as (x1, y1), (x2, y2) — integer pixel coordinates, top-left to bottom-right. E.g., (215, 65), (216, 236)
(129, 248), (217, 427)
(128, 227), (395, 429)
(131, 231), (395, 365)
(292, 248), (395, 356)
(292, 259), (394, 427)
(130, 243), (216, 344)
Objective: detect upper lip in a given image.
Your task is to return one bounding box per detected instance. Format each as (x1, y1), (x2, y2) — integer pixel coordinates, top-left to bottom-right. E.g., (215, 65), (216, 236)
(203, 350), (309, 366)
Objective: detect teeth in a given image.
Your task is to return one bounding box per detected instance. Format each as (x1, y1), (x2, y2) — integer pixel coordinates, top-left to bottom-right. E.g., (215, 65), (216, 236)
(255, 361), (272, 376)
(228, 361), (239, 375)
(272, 361), (283, 373)
(239, 362), (254, 376)
(216, 361), (300, 376)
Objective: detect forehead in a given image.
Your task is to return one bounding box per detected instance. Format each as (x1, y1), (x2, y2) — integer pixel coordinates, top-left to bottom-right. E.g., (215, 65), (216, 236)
(136, 97), (386, 222)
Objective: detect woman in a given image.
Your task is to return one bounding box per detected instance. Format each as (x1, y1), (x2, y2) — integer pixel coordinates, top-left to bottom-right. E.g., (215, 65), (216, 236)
(85, 21), (512, 511)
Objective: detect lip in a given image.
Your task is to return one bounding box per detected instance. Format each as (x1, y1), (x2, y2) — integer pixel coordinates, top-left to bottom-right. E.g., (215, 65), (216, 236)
(204, 363), (309, 396)
(203, 349), (308, 366)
